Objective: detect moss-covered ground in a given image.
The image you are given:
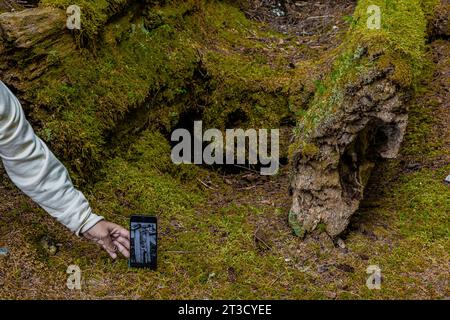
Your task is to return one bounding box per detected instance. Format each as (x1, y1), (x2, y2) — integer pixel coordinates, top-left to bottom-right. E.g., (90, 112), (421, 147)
(0, 0), (448, 299)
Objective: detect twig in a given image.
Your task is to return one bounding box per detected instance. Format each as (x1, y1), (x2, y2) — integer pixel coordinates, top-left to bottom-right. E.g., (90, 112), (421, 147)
(269, 272), (285, 286)
(164, 250), (208, 254)
(197, 178), (217, 190)
(237, 185), (258, 191)
(306, 15), (334, 20)
(232, 164), (260, 174)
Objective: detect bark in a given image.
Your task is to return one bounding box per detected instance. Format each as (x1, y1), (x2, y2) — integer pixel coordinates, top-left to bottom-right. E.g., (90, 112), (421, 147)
(428, 3), (450, 39)
(0, 7), (72, 92)
(289, 65), (408, 238)
(288, 1), (447, 239)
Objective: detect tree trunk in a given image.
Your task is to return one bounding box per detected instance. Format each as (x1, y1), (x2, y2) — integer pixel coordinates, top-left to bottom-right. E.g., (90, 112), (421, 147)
(288, 0), (445, 238)
(289, 64), (408, 238)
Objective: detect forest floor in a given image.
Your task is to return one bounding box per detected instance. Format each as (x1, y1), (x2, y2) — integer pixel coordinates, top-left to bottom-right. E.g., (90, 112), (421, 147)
(0, 1), (448, 299)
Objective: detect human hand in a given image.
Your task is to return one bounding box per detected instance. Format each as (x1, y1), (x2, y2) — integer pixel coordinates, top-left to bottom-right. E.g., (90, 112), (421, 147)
(82, 220), (130, 259)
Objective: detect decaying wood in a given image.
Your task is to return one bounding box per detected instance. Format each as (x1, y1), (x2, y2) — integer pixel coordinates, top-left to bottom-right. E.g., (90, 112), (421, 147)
(289, 65), (408, 238)
(0, 7), (72, 92)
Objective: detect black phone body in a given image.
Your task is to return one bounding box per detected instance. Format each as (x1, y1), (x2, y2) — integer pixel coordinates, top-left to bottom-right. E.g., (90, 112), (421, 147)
(129, 215), (157, 269)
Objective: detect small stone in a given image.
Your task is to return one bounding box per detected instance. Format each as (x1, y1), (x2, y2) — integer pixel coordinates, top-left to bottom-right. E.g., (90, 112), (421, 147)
(0, 247), (8, 257)
(207, 272), (216, 281)
(324, 291), (337, 299)
(40, 236), (58, 255)
(317, 264), (329, 273)
(336, 263), (355, 273)
(444, 175), (450, 184)
(336, 238), (346, 249)
(272, 8), (286, 17)
(297, 266), (310, 273)
(359, 253), (370, 261)
(227, 267), (237, 283)
(406, 163), (420, 170)
(48, 246), (58, 255)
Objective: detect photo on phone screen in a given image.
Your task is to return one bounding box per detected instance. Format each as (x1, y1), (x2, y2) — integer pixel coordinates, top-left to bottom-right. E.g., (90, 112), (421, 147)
(129, 216), (157, 269)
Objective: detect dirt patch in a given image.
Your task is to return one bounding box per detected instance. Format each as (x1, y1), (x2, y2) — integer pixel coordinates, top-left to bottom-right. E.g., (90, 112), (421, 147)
(0, 0), (38, 12)
(245, 0), (356, 49)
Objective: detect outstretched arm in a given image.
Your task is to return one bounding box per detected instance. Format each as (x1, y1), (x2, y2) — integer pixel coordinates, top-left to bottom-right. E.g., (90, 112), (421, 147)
(0, 81), (129, 258)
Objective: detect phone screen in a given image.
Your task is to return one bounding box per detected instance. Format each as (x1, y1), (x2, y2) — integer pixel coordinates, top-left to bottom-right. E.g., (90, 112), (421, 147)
(129, 216), (157, 269)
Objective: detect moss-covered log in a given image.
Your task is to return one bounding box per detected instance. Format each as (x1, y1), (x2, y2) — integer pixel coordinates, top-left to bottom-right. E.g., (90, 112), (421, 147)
(1, 0), (310, 183)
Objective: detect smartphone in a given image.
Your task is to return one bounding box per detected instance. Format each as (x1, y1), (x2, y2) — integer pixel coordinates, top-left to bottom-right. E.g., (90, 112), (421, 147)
(129, 215), (157, 269)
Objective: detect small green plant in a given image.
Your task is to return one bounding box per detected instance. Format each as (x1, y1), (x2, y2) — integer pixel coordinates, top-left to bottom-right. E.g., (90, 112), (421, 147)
(317, 223), (327, 233)
(313, 80), (326, 96)
(343, 15), (358, 28)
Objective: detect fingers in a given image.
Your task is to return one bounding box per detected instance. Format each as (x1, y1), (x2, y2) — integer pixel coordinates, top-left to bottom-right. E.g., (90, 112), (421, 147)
(104, 244), (118, 259)
(111, 225), (130, 241)
(98, 241), (117, 259)
(119, 228), (130, 240)
(113, 239), (130, 258)
(99, 237), (118, 259)
(82, 220), (131, 260)
(110, 223), (130, 251)
(114, 235), (130, 251)
(105, 246), (118, 259)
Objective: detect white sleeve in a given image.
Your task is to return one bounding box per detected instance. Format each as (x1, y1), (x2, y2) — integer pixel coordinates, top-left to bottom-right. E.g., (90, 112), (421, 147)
(0, 81), (103, 235)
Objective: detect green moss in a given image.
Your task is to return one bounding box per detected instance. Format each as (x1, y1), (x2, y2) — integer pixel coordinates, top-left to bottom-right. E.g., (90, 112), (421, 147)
(202, 49), (293, 129)
(90, 129), (203, 219)
(316, 223), (327, 233)
(419, 0), (441, 17)
(301, 142), (320, 158)
(1, 0), (448, 300)
(23, 0), (312, 184)
(41, 0), (131, 43)
(30, 2), (203, 181)
(295, 0), (439, 142)
(289, 211), (305, 238)
(401, 49), (449, 160)
(403, 98), (444, 158)
(346, 164), (449, 299)
(393, 167), (449, 242)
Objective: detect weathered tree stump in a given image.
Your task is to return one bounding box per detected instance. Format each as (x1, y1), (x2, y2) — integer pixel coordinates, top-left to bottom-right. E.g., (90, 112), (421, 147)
(289, 65), (408, 237)
(288, 0), (441, 238)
